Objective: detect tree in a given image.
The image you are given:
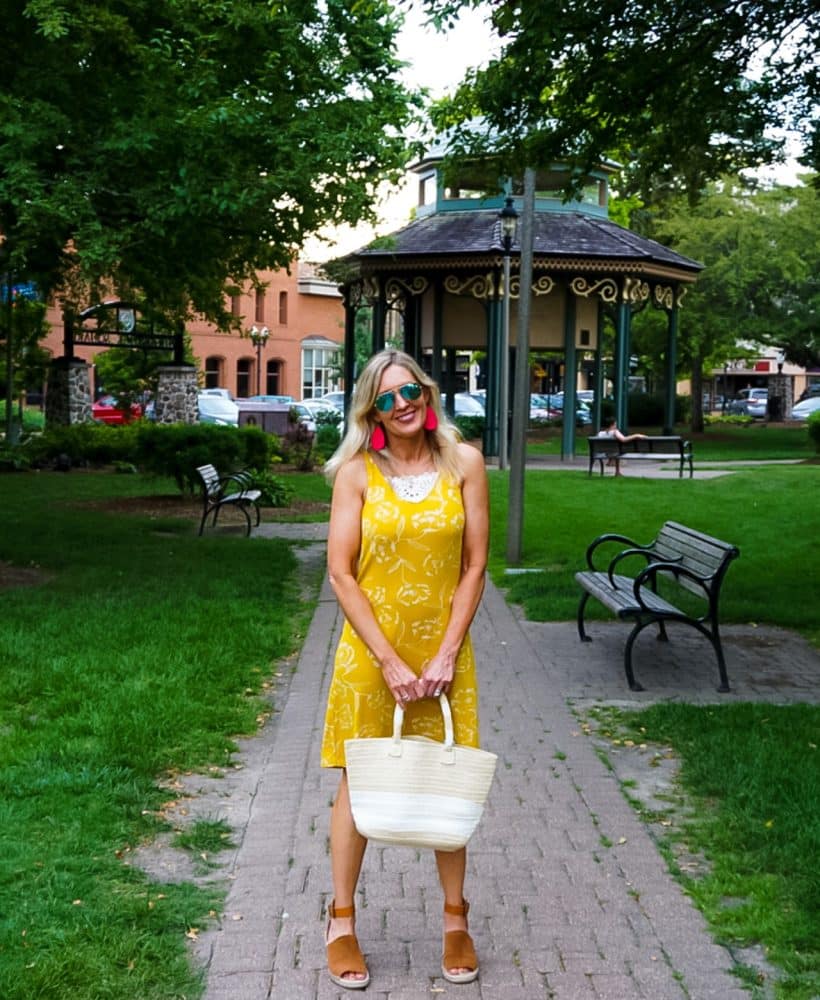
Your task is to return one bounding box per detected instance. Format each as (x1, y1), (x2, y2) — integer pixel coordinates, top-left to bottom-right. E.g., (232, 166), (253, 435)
(630, 175), (819, 429)
(0, 0), (421, 326)
(424, 1), (818, 201)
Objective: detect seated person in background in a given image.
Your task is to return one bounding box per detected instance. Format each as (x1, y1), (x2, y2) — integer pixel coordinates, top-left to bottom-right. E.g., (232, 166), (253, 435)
(599, 418), (647, 477)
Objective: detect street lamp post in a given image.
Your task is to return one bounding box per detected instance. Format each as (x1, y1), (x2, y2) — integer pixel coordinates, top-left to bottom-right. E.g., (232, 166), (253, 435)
(249, 325), (269, 396)
(498, 196), (518, 470)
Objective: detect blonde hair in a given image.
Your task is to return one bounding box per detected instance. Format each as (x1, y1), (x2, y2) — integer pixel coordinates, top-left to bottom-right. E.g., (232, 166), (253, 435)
(324, 349), (465, 484)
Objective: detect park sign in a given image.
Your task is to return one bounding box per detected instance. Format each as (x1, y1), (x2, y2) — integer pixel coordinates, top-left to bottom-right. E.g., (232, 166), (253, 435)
(66, 300), (180, 356)
(1, 280), (39, 302)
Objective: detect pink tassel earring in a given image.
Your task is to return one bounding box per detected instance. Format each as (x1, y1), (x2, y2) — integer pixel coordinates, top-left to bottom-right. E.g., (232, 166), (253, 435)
(371, 424), (386, 451)
(424, 408), (438, 431)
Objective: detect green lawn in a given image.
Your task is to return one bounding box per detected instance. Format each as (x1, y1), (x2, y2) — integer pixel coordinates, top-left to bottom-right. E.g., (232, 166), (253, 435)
(527, 421), (816, 462)
(0, 471), (323, 1000)
(488, 464), (820, 646)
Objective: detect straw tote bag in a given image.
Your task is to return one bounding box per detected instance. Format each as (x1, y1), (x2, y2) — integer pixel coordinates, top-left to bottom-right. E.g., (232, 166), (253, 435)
(344, 694), (497, 851)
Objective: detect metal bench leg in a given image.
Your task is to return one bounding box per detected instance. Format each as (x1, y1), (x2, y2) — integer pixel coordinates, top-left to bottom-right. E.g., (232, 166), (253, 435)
(656, 620), (669, 642)
(705, 622), (731, 692)
(577, 592), (593, 642)
(623, 622), (647, 691)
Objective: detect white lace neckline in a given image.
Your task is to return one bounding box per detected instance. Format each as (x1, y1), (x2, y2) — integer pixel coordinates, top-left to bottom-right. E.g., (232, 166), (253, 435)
(388, 470), (439, 502)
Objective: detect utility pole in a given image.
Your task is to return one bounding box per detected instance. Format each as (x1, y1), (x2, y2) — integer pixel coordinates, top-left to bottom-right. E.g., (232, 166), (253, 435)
(507, 168), (536, 565)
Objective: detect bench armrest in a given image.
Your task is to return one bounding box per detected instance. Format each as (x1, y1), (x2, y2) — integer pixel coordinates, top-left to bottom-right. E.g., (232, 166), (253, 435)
(633, 560), (710, 608)
(606, 546), (677, 588)
(585, 532), (648, 570)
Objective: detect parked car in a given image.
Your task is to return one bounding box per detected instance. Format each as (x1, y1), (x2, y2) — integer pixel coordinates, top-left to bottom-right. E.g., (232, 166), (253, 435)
(441, 393), (486, 418)
(199, 387), (234, 400)
(726, 388), (768, 417)
(197, 392), (239, 426)
(536, 392), (592, 425)
(91, 395), (143, 425)
(298, 398), (342, 420)
(319, 391), (347, 411)
(788, 396), (820, 421)
(247, 394), (294, 404)
(798, 383), (820, 402)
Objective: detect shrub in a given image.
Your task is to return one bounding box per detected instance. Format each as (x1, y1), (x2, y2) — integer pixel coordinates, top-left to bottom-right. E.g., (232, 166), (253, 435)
(247, 469), (295, 507)
(24, 422), (141, 467)
(135, 423), (275, 492)
(454, 415), (485, 441)
(279, 420), (316, 471)
(314, 423), (341, 461)
(807, 409), (820, 453)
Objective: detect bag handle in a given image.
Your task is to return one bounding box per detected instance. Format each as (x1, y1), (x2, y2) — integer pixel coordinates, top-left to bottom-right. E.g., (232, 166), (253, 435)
(392, 693), (455, 748)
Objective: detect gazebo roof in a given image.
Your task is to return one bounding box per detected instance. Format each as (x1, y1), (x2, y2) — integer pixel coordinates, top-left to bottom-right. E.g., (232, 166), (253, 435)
(345, 210), (702, 279)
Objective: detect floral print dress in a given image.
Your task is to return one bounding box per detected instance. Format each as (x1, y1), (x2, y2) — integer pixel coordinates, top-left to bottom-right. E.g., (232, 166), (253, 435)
(321, 453), (479, 768)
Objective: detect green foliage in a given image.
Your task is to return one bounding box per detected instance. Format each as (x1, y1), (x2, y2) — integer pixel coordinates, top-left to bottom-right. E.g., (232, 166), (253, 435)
(627, 393), (688, 427)
(24, 421), (141, 467)
(314, 422), (341, 462)
(247, 469), (295, 508)
(0, 0), (421, 324)
(134, 423), (273, 492)
(279, 421), (316, 471)
(454, 414), (485, 441)
(807, 410), (820, 453)
(426, 0), (816, 201)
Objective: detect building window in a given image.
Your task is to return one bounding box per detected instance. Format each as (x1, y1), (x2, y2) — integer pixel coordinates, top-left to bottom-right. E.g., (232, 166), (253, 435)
(230, 294), (241, 318)
(419, 173), (437, 206)
(266, 360), (282, 396)
(237, 358), (252, 398)
(204, 356), (223, 388)
(302, 344), (339, 398)
(255, 288), (266, 323)
(278, 291), (288, 325)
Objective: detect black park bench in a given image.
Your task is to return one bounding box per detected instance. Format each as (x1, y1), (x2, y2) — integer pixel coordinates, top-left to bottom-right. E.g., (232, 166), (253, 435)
(587, 435), (693, 478)
(575, 521), (740, 692)
(196, 464), (261, 537)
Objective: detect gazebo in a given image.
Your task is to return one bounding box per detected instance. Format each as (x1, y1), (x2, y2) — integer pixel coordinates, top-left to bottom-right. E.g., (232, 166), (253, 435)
(333, 144), (702, 457)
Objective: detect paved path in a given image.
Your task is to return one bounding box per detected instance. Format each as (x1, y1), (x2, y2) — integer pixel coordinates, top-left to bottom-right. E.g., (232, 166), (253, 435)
(193, 522), (819, 1000)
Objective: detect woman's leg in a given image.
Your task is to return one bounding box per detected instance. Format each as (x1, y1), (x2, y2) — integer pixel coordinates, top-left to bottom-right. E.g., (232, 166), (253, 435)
(327, 770), (368, 982)
(435, 847), (475, 977)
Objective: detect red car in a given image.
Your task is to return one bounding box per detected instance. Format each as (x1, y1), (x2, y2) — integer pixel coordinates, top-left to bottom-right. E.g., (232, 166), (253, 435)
(92, 395), (143, 425)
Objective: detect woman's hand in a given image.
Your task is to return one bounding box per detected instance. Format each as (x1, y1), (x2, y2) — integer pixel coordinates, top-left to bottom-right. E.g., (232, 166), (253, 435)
(420, 650), (456, 699)
(380, 657), (425, 705)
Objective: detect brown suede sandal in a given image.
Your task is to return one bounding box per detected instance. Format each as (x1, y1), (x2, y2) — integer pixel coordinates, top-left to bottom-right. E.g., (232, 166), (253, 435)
(326, 900), (370, 990)
(442, 900), (479, 984)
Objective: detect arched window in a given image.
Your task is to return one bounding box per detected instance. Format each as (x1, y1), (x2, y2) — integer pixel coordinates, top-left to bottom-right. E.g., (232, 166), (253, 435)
(255, 288), (266, 323)
(266, 359), (282, 396)
(278, 291), (288, 325)
(237, 358), (252, 399)
(204, 356), (223, 389)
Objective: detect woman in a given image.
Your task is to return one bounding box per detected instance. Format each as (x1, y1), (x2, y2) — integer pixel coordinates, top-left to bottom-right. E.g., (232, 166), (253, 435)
(600, 417), (647, 476)
(321, 349), (489, 989)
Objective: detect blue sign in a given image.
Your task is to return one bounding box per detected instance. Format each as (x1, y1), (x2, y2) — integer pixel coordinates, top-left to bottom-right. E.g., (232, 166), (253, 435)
(0, 281), (40, 301)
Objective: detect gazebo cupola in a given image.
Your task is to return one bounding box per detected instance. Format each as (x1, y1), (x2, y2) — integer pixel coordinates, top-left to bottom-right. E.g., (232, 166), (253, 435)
(334, 136), (702, 458)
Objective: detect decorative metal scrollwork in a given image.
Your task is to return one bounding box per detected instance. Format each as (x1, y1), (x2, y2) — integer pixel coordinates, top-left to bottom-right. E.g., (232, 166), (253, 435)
(361, 276), (381, 305)
(653, 284), (675, 310)
(385, 276), (428, 307)
(569, 276), (618, 303)
(531, 275), (555, 297)
(444, 273), (495, 300)
(623, 277), (650, 304)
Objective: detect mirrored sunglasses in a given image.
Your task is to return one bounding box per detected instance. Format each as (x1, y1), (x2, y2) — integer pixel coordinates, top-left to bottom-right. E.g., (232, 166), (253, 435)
(374, 381), (423, 413)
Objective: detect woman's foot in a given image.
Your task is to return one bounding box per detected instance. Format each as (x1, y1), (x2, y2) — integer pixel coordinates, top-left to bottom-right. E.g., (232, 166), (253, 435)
(442, 900), (479, 984)
(326, 900), (370, 990)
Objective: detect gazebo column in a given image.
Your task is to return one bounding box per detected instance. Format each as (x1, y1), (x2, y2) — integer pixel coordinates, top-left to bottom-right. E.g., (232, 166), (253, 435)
(403, 294), (421, 361)
(483, 295), (502, 457)
(663, 302), (679, 434)
(592, 302), (605, 431)
(371, 283), (387, 353)
(432, 280), (446, 411)
(342, 292), (357, 413)
(561, 289), (578, 459)
(614, 294), (632, 431)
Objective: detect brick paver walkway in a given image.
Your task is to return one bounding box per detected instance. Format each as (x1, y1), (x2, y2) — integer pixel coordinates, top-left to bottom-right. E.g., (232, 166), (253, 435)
(192, 523), (820, 1000)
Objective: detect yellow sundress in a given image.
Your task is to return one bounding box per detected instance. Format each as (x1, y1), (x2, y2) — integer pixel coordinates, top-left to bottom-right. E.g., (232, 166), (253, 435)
(321, 453), (479, 768)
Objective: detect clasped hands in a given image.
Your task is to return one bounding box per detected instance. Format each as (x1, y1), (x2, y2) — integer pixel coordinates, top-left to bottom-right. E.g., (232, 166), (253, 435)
(380, 654), (453, 706)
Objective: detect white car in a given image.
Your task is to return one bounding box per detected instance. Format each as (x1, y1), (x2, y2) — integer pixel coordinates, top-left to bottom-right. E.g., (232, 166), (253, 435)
(299, 398), (342, 420)
(788, 396), (820, 421)
(441, 393), (486, 417)
(319, 391), (347, 411)
(198, 392), (239, 426)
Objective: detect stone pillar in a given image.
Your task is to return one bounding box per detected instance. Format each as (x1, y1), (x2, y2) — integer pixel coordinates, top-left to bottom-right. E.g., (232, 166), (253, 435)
(45, 358), (92, 427)
(154, 365), (198, 424)
(767, 372), (792, 422)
